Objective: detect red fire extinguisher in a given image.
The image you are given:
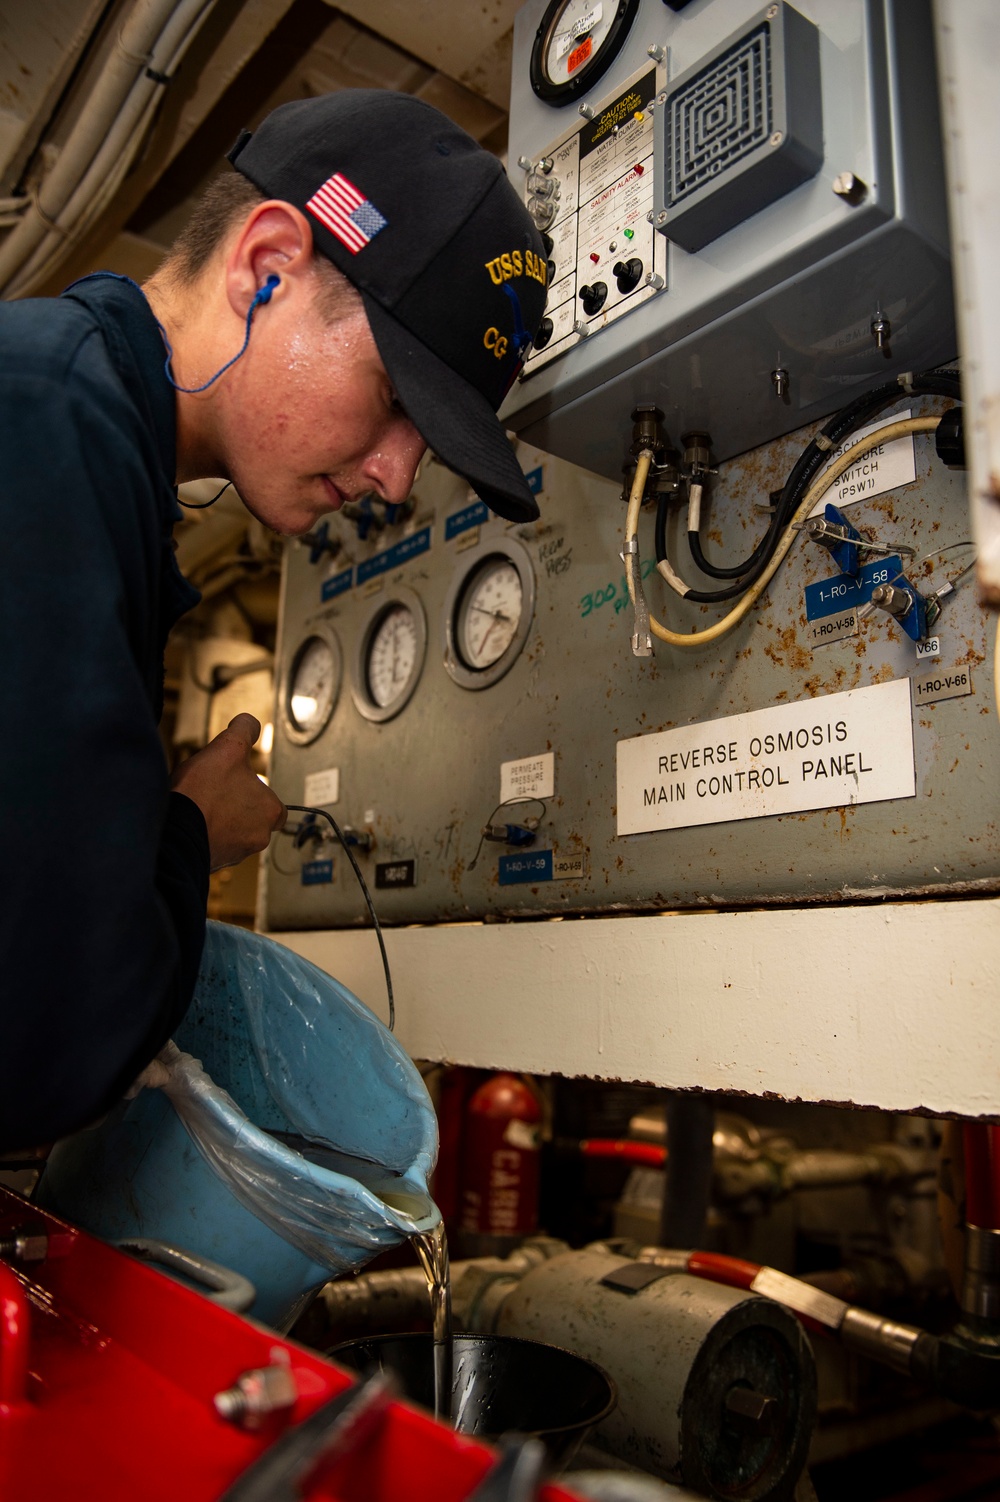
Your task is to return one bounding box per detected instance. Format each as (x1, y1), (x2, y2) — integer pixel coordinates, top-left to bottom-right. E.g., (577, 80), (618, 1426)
(457, 1073), (543, 1255)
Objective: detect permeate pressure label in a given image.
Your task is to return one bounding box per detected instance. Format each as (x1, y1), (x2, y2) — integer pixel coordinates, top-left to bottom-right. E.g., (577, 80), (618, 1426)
(616, 678), (915, 835)
(500, 751), (555, 803)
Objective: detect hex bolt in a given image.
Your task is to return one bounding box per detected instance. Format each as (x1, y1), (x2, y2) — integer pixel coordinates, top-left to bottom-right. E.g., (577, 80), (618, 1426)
(573, 319), (591, 336)
(214, 1364), (298, 1430)
(645, 272), (665, 289)
(647, 43), (666, 62)
(0, 1228), (48, 1263)
(871, 310), (891, 351)
(517, 155), (532, 172)
(832, 171), (868, 205)
(724, 1386), (778, 1434)
(579, 103), (595, 120)
(771, 365), (789, 399)
(870, 583), (912, 620)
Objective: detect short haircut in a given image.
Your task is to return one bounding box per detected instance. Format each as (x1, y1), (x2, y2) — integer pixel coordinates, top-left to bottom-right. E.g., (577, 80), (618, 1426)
(162, 171), (361, 321)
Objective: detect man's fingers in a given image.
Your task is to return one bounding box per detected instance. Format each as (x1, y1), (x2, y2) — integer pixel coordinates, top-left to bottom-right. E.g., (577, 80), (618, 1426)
(225, 712), (262, 751)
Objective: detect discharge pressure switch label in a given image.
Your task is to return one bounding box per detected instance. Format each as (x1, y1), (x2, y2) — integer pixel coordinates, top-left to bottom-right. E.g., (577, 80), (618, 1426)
(302, 859), (334, 886)
(376, 859), (416, 889)
(616, 678), (915, 835)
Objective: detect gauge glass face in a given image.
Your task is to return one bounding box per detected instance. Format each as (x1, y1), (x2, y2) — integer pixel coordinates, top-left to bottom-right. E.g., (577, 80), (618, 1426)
(367, 604), (419, 708)
(458, 560), (524, 670)
(542, 0), (615, 88)
(289, 636), (336, 733)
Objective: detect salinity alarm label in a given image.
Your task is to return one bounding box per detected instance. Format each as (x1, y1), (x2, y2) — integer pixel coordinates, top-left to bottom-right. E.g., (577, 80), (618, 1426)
(616, 679), (915, 835)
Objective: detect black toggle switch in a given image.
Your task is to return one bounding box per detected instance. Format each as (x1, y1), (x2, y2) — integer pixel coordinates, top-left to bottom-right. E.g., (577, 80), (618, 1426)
(533, 316), (554, 351)
(578, 281), (608, 316)
(613, 257), (644, 294)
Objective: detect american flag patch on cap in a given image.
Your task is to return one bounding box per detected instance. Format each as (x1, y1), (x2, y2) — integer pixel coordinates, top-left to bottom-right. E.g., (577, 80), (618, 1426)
(306, 172), (388, 255)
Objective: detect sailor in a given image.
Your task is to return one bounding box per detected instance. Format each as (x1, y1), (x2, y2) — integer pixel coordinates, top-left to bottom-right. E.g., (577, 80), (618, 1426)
(0, 89), (546, 1149)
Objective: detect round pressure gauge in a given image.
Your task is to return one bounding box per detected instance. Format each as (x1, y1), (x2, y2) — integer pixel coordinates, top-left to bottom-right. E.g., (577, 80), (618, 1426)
(443, 538), (536, 691)
(530, 0), (640, 104)
(351, 588), (428, 723)
(281, 626), (342, 746)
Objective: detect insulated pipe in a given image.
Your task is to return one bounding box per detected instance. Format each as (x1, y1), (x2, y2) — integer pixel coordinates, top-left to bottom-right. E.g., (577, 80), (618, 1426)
(0, 0), (204, 294)
(8, 0), (219, 296)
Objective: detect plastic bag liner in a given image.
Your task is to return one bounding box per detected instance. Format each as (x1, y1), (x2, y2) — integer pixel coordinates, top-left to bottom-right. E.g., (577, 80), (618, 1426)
(38, 922), (439, 1321)
(156, 1038), (436, 1271)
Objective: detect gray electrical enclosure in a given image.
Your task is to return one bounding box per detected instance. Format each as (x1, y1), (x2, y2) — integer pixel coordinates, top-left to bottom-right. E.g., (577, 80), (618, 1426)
(500, 0), (954, 477)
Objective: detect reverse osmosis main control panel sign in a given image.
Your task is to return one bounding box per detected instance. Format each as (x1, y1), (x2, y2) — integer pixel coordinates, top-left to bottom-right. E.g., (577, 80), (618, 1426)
(617, 680), (915, 836)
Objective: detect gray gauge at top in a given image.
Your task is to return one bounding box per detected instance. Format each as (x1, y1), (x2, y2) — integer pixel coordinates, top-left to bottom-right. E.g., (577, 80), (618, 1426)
(444, 537), (536, 690)
(281, 625), (342, 745)
(351, 587), (428, 723)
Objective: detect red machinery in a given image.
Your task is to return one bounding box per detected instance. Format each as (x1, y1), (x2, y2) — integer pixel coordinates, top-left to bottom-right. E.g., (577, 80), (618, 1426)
(0, 1186), (577, 1502)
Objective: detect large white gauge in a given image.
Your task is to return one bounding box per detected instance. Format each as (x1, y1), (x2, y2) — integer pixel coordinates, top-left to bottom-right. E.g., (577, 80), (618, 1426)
(351, 588), (428, 723)
(444, 538), (536, 691)
(281, 626), (342, 746)
(530, 0), (640, 104)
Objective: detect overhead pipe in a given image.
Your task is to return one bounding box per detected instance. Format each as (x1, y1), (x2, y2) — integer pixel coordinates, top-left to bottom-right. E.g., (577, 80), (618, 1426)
(0, 0), (217, 296)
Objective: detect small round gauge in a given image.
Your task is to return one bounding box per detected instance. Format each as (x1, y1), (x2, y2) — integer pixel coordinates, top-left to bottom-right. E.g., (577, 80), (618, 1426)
(444, 538), (536, 691)
(530, 0), (640, 105)
(281, 627), (342, 745)
(351, 588), (428, 723)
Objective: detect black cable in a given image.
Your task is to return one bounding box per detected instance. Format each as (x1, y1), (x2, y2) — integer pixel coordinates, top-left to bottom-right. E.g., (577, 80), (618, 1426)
(285, 805), (394, 1033)
(662, 371), (962, 604)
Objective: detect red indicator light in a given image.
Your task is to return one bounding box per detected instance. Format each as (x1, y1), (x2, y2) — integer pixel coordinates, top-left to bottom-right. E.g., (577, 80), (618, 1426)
(633, 163), (645, 176)
(590, 252), (600, 263)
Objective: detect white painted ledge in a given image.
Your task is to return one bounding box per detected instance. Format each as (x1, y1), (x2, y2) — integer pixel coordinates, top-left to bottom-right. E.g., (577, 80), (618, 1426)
(267, 899), (1000, 1117)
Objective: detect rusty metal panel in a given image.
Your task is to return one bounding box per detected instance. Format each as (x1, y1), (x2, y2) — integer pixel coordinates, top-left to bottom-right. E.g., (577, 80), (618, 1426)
(264, 398), (998, 931)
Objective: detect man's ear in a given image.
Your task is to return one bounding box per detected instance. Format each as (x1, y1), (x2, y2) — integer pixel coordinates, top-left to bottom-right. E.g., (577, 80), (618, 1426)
(224, 201), (315, 319)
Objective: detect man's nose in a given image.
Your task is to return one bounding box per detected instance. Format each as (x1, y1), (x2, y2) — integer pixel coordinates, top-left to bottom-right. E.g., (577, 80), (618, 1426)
(363, 424), (427, 504)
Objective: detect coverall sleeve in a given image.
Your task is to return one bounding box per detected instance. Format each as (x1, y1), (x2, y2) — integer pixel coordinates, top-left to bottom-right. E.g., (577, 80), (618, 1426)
(0, 357), (209, 1150)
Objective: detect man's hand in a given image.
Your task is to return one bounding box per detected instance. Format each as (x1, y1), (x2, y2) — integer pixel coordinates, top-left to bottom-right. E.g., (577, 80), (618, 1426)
(170, 713), (286, 870)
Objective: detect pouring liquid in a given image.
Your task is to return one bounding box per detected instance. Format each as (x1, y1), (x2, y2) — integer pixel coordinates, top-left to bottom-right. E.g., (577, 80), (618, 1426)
(411, 1219), (453, 1423)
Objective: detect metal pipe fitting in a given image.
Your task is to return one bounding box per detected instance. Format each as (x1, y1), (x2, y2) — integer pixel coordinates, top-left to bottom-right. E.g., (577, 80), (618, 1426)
(839, 1307), (922, 1375)
(961, 1225), (1000, 1322)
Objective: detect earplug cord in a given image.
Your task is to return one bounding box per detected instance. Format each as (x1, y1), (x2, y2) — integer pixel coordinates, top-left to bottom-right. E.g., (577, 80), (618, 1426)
(161, 273), (280, 394)
(285, 804), (394, 1033)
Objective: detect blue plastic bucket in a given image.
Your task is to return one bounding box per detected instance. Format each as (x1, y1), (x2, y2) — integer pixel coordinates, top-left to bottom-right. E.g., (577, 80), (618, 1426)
(38, 922), (439, 1328)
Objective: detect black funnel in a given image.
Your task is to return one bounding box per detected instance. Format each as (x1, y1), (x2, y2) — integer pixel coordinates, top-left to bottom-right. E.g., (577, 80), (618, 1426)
(331, 1332), (616, 1468)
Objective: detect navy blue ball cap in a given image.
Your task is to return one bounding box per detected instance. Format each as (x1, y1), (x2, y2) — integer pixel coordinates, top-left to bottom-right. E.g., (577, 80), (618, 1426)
(228, 89), (548, 522)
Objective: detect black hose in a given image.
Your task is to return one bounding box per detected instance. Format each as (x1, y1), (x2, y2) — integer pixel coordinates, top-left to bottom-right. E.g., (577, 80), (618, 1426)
(664, 371), (962, 604)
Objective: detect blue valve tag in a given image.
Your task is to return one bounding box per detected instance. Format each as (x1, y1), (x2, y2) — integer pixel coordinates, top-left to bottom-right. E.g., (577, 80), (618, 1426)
(499, 850), (553, 885)
(804, 555), (903, 622)
(321, 566), (353, 602)
(302, 859), (333, 886)
(525, 465), (544, 496)
(357, 525), (432, 585)
(445, 501), (489, 541)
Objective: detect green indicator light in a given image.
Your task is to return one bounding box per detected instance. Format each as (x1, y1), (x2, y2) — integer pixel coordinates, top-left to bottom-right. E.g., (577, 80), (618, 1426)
(623, 227), (634, 239)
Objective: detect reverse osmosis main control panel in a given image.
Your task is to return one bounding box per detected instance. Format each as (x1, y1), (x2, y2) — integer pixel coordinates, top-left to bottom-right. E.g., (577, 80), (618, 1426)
(264, 394), (998, 932)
